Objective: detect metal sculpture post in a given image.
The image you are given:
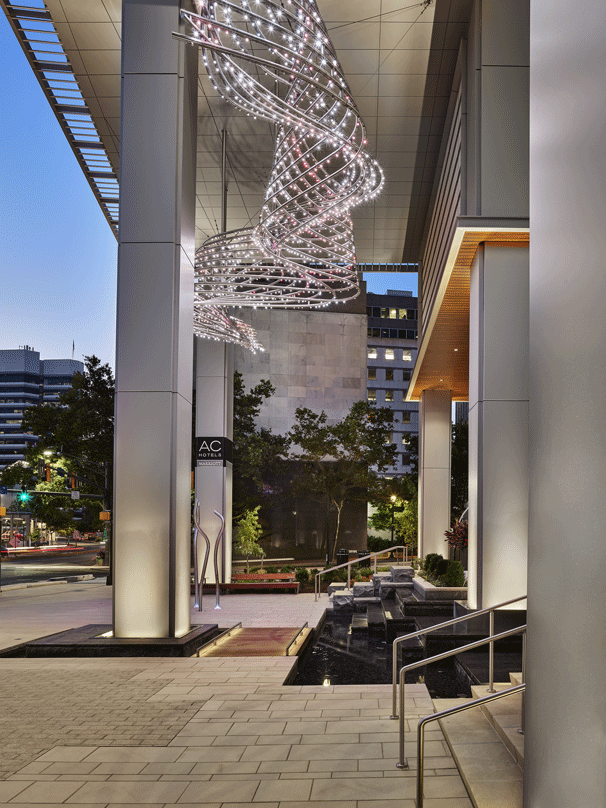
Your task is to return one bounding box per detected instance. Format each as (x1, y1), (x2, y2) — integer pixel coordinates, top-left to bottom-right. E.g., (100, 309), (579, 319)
(193, 500), (211, 611)
(213, 510), (225, 610)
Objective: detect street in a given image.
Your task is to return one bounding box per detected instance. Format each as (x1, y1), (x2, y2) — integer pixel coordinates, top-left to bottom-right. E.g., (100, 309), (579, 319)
(0, 548), (104, 586)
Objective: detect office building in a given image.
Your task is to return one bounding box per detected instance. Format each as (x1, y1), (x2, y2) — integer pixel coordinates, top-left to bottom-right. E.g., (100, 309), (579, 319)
(0, 347), (83, 471)
(366, 291), (418, 476)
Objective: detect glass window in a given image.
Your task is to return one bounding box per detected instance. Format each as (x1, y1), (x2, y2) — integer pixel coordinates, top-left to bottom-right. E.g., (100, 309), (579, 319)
(368, 368), (376, 380)
(381, 307), (389, 318)
(366, 306), (372, 317)
(401, 435), (409, 445)
(401, 411), (411, 423)
(372, 328), (380, 337)
(408, 309), (417, 320)
(398, 329), (406, 339)
(398, 308), (407, 319)
(367, 328), (372, 337)
(385, 390), (394, 402)
(381, 328), (389, 338)
(385, 348), (395, 360)
(385, 369), (394, 381)
(372, 307), (380, 318)
(368, 389), (376, 401)
(368, 347), (377, 359)
(389, 308), (397, 319)
(403, 349), (412, 361)
(389, 328), (398, 338)
(403, 370), (412, 381)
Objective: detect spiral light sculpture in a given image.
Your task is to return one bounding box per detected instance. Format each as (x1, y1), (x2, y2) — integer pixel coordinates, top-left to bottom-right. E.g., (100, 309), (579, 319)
(178, 0), (384, 349)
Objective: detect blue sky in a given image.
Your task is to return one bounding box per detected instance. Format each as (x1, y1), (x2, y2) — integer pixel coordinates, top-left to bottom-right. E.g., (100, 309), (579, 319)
(0, 13), (415, 371)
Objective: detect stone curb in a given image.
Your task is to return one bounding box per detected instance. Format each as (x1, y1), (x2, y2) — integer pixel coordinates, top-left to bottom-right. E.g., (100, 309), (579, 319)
(0, 574), (95, 591)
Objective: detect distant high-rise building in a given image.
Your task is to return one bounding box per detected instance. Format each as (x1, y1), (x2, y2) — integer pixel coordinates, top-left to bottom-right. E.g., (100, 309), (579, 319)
(0, 347), (84, 470)
(366, 290), (419, 476)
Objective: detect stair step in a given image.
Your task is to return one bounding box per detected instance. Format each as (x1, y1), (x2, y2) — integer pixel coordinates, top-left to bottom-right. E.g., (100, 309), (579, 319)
(366, 604), (385, 626)
(471, 683), (525, 767)
(433, 695), (523, 808)
(350, 614), (368, 631)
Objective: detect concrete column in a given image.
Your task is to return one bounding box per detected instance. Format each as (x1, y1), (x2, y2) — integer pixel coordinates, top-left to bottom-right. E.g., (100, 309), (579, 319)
(526, 2), (606, 805)
(467, 244), (528, 610)
(194, 339), (233, 585)
(418, 389), (451, 559)
(112, 0), (197, 638)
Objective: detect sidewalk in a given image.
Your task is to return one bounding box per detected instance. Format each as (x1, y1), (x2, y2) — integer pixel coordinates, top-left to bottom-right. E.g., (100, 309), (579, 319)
(0, 580), (472, 807)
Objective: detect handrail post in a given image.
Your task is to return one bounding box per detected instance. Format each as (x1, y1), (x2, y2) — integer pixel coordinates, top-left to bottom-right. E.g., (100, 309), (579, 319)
(347, 562), (351, 590)
(391, 651), (399, 718)
(397, 666), (408, 768)
(487, 609), (495, 692)
(417, 717), (427, 808)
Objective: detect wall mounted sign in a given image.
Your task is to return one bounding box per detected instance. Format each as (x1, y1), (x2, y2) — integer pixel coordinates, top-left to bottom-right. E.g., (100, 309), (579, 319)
(195, 437), (233, 467)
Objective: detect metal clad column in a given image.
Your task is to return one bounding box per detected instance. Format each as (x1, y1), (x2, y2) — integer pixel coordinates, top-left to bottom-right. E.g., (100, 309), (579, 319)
(526, 0), (606, 804)
(194, 340), (233, 585)
(418, 390), (452, 559)
(468, 244), (528, 611)
(113, 0), (197, 637)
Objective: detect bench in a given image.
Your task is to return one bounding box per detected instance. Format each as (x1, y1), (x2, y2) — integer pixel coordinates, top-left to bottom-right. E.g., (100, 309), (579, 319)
(202, 573), (299, 594)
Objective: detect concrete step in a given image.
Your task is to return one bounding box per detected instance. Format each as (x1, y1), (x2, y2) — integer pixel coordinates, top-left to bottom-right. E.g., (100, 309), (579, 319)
(433, 694), (523, 808)
(471, 681), (525, 767)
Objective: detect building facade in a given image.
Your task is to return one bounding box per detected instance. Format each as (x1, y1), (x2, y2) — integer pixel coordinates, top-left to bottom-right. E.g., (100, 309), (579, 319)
(0, 347), (83, 471)
(366, 290), (419, 476)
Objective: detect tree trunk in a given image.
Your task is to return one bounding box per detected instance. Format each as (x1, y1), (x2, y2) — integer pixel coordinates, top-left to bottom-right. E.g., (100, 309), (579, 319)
(330, 501), (344, 564)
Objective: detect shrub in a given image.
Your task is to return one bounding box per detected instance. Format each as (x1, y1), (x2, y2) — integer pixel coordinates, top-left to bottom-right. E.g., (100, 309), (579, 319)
(367, 535), (392, 553)
(310, 568), (320, 579)
(359, 566), (373, 579)
(264, 565), (278, 574)
(280, 565), (296, 573)
(435, 557), (449, 578)
(442, 559), (465, 587)
(423, 553), (443, 576)
(295, 567), (309, 583)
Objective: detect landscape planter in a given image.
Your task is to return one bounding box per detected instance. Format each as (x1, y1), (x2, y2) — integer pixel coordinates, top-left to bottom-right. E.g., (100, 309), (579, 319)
(413, 575), (467, 601)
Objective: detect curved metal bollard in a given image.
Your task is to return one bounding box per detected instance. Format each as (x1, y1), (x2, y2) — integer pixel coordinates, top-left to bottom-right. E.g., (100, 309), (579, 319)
(213, 510), (225, 610)
(193, 500), (211, 611)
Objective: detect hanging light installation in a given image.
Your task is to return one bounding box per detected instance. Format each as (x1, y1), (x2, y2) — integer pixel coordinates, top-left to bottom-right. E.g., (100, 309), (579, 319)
(177, 0), (384, 348)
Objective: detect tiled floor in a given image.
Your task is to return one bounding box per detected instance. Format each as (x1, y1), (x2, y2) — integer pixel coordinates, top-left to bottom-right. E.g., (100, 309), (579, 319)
(0, 579), (474, 807)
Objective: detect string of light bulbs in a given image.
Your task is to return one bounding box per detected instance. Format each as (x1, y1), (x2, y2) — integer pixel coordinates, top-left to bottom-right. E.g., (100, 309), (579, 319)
(176, 0), (384, 350)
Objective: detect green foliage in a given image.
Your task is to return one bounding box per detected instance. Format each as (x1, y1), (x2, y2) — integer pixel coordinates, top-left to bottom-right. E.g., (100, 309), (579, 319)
(0, 356), (114, 534)
(368, 476), (418, 553)
(420, 554), (465, 587)
(367, 535), (392, 553)
(280, 564), (296, 573)
(451, 421), (468, 522)
(423, 553), (443, 576)
(234, 506), (264, 573)
(295, 567), (309, 583)
(359, 566), (373, 578)
(289, 400), (396, 562)
(232, 372), (290, 520)
(442, 560), (465, 587)
(310, 568), (320, 579)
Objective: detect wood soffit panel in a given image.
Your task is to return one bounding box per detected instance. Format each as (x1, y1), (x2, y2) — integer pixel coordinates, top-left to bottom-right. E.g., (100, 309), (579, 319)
(409, 230), (530, 402)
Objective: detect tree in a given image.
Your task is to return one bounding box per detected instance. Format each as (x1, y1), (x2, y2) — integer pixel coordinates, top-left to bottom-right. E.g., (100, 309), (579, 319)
(288, 400), (396, 563)
(232, 372), (289, 520)
(0, 356), (114, 533)
(368, 475), (418, 552)
(233, 506), (265, 572)
(451, 420), (468, 522)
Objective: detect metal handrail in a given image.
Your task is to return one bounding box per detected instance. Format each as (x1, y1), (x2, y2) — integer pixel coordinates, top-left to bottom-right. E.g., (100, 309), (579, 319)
(196, 622), (242, 657)
(286, 622), (308, 656)
(391, 594), (527, 717)
(398, 624), (527, 768)
(416, 683), (526, 808)
(314, 545), (410, 601)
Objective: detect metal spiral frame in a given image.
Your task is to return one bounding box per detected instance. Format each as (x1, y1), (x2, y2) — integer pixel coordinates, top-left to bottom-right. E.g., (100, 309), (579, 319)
(177, 0), (383, 347)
